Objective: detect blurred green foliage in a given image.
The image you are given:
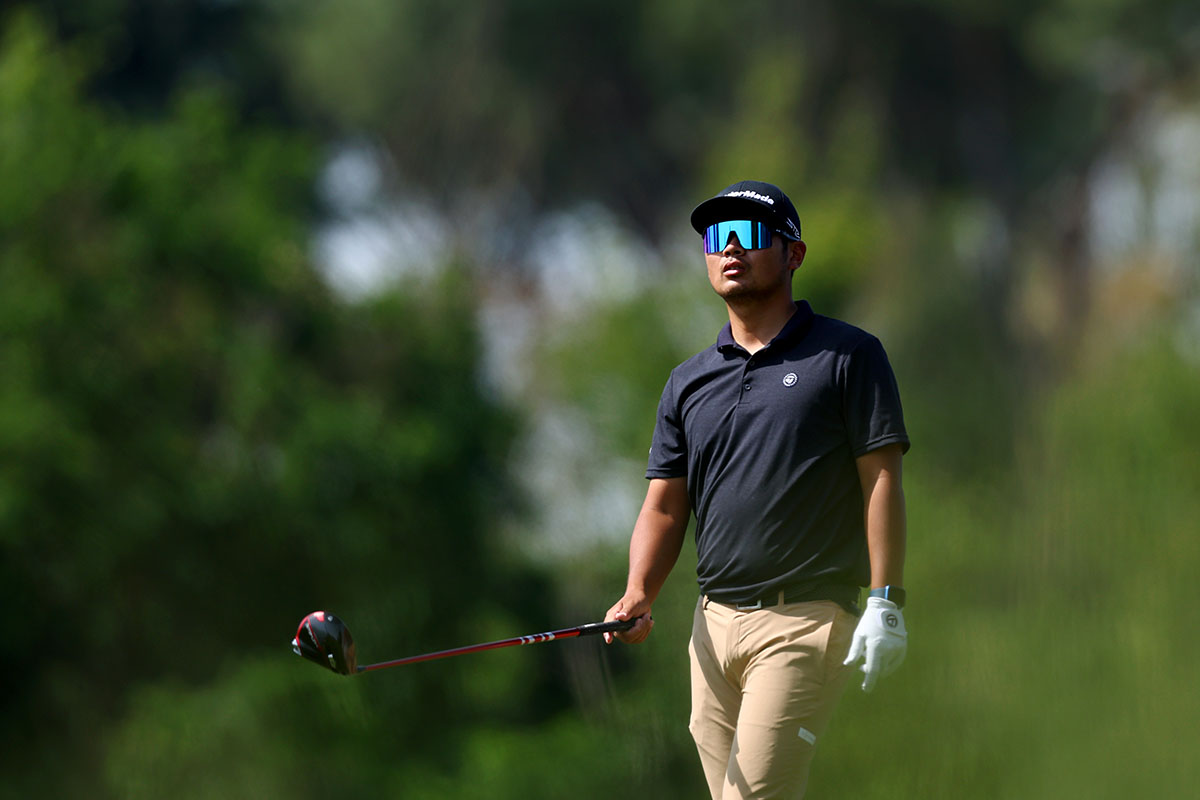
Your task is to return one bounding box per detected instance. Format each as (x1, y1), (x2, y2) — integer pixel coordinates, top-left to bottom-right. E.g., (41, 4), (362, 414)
(0, 11), (540, 797)
(3, 0), (1199, 798)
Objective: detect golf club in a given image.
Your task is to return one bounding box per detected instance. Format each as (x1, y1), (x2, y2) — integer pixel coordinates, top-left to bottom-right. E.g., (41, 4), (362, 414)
(292, 610), (638, 675)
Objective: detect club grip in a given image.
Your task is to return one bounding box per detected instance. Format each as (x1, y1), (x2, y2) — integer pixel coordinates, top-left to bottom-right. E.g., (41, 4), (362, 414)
(575, 618), (638, 637)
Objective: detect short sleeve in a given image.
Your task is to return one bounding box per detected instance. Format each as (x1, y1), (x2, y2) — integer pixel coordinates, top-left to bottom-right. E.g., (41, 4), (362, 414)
(646, 370), (688, 478)
(842, 336), (910, 457)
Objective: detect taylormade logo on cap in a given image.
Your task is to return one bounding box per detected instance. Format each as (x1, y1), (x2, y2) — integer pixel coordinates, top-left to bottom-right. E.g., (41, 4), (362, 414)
(724, 190), (775, 204)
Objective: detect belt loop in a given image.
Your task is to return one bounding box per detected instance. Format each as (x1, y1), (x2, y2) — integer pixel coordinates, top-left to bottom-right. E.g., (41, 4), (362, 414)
(702, 594), (711, 610)
(778, 589), (786, 606)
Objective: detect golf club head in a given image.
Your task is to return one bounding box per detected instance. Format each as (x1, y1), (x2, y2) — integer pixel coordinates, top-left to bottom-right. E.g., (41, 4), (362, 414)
(292, 611), (358, 675)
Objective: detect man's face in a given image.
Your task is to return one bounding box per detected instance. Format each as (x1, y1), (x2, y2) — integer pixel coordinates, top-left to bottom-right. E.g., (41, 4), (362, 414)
(704, 224), (803, 303)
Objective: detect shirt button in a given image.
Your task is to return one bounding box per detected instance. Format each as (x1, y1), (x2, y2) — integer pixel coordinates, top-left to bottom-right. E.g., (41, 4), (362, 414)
(743, 382), (751, 391)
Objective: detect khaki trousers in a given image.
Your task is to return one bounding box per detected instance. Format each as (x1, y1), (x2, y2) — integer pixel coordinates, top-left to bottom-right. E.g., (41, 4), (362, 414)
(688, 595), (857, 799)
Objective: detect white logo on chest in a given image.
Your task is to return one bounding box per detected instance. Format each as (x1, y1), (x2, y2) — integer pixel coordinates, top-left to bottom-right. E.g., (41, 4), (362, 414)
(782, 373), (798, 387)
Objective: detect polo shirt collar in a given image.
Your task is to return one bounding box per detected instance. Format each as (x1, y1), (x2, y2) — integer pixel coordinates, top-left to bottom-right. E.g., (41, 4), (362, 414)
(717, 300), (815, 353)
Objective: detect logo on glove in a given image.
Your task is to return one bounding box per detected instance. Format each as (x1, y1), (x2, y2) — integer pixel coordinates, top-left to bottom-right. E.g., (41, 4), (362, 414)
(885, 613), (899, 628)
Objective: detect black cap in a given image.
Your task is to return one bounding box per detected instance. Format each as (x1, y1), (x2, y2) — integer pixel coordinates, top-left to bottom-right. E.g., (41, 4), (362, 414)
(690, 180), (802, 241)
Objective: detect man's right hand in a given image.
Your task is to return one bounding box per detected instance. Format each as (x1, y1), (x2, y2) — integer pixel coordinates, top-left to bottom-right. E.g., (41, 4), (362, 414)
(603, 594), (654, 644)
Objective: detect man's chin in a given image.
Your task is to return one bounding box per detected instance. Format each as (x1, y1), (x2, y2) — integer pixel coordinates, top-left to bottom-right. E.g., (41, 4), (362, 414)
(714, 283), (765, 302)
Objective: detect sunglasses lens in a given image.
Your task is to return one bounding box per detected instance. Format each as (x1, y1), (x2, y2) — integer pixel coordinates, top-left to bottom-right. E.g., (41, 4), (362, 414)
(703, 220), (773, 253)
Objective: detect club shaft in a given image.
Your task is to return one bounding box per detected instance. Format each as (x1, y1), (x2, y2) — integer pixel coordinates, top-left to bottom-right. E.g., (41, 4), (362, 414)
(357, 619), (635, 673)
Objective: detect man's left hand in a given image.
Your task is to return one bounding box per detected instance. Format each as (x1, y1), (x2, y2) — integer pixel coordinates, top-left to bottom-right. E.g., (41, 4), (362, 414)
(843, 597), (907, 692)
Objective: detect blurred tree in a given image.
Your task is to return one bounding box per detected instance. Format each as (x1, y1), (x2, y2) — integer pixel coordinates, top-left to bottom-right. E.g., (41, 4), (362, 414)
(5, 0), (291, 119)
(15, 0), (1197, 329)
(0, 13), (549, 796)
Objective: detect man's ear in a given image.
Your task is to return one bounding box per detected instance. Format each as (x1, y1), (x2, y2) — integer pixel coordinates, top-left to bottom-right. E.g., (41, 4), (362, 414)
(788, 240), (807, 272)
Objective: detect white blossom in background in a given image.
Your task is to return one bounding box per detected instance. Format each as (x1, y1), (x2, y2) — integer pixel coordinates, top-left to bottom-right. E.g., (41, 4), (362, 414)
(1089, 106), (1200, 277)
(312, 142), (661, 555)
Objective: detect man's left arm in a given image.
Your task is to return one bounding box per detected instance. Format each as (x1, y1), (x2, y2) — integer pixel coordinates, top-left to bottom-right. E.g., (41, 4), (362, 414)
(858, 442), (906, 589)
(844, 442), (908, 691)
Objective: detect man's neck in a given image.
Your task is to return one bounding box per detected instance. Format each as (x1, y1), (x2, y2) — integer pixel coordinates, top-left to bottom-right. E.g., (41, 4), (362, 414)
(725, 295), (797, 354)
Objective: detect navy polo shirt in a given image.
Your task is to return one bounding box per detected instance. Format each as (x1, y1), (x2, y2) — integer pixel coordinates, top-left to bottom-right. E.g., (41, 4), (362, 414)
(646, 300), (909, 605)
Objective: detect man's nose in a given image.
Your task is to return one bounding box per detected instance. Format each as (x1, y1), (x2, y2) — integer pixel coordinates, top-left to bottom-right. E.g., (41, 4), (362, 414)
(722, 233), (745, 254)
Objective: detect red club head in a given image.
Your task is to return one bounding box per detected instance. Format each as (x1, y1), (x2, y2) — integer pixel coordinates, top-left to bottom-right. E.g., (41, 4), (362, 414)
(292, 611), (358, 675)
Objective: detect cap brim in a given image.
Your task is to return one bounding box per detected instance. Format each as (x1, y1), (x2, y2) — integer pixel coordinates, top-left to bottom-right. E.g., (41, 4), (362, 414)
(690, 196), (788, 236)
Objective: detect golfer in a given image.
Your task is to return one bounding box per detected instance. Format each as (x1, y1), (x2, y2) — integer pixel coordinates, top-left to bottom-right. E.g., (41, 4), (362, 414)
(604, 180), (910, 799)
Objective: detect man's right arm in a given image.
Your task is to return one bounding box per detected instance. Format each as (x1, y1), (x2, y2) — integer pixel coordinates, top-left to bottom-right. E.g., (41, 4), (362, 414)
(603, 476), (691, 644)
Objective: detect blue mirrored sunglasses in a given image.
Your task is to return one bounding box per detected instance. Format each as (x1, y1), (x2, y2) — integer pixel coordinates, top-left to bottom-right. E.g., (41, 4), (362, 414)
(703, 220), (774, 254)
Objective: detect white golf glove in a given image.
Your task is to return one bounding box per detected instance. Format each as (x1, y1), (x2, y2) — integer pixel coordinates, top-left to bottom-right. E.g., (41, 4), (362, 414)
(843, 597), (907, 692)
